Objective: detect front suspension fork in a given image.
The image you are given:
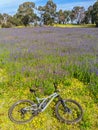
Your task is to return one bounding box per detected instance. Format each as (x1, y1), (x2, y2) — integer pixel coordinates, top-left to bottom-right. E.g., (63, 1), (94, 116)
(60, 98), (71, 113)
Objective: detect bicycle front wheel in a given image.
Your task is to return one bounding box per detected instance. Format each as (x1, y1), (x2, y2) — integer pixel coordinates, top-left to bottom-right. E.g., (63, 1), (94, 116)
(8, 100), (37, 124)
(55, 99), (83, 124)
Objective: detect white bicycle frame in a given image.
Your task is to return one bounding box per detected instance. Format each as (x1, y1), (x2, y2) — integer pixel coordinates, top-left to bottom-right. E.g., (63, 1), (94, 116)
(36, 92), (59, 112)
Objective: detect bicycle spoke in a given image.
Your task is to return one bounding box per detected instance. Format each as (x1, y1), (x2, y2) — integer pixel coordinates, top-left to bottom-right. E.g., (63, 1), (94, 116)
(59, 102), (81, 121)
(8, 100), (37, 124)
(12, 102), (32, 122)
(55, 99), (83, 124)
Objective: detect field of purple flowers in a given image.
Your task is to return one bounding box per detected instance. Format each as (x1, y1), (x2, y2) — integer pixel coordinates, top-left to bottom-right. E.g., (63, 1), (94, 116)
(0, 27), (98, 95)
(0, 27), (98, 130)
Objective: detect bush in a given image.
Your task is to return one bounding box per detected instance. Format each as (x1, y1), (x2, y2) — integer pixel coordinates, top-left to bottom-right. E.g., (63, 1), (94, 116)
(1, 22), (12, 28)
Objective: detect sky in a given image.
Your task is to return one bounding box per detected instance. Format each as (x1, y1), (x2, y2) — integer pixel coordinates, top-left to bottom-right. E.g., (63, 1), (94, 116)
(0, 0), (97, 15)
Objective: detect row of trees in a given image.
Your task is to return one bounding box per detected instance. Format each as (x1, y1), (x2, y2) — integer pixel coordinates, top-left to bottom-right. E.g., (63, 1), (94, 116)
(0, 0), (98, 27)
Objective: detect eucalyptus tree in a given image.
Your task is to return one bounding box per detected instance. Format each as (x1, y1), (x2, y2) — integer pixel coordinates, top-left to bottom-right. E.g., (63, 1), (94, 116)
(93, 1), (98, 27)
(2, 13), (11, 24)
(83, 11), (89, 24)
(64, 10), (71, 23)
(38, 6), (45, 25)
(70, 11), (76, 23)
(88, 6), (94, 24)
(56, 10), (71, 24)
(38, 0), (57, 25)
(71, 6), (85, 24)
(57, 9), (65, 24)
(16, 2), (36, 26)
(0, 13), (3, 24)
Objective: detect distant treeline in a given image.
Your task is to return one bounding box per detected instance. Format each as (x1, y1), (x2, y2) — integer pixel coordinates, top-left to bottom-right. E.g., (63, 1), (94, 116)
(0, 0), (98, 27)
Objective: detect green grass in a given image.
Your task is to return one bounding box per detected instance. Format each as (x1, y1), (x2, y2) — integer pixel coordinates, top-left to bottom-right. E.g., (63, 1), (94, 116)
(0, 55), (98, 130)
(0, 76), (98, 130)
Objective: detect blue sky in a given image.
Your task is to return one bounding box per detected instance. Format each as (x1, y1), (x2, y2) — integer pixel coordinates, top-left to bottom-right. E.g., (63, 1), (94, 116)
(0, 0), (96, 15)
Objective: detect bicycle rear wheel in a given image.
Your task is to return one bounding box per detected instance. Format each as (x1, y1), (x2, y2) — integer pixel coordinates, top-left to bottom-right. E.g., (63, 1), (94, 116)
(8, 100), (37, 124)
(55, 99), (83, 124)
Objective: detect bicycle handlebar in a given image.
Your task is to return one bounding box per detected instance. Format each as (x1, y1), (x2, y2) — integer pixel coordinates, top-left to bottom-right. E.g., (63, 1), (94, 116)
(30, 82), (59, 95)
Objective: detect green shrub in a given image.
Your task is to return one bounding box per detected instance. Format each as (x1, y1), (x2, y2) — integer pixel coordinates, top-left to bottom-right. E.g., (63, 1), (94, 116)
(1, 22), (12, 28)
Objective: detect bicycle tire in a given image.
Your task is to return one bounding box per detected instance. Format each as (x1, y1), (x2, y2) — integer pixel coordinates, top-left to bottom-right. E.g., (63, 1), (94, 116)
(55, 99), (83, 124)
(8, 100), (37, 124)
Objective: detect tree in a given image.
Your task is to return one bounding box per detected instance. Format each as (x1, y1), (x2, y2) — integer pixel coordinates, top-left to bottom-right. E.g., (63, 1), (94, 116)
(38, 0), (57, 25)
(83, 5), (95, 24)
(88, 6), (94, 24)
(56, 10), (71, 24)
(0, 13), (3, 24)
(64, 10), (71, 23)
(1, 13), (11, 24)
(8, 15), (22, 26)
(93, 2), (98, 27)
(38, 6), (45, 26)
(71, 6), (85, 24)
(0, 13), (13, 28)
(70, 11), (76, 23)
(83, 11), (89, 24)
(84, 6), (94, 24)
(16, 2), (35, 26)
(56, 10), (65, 24)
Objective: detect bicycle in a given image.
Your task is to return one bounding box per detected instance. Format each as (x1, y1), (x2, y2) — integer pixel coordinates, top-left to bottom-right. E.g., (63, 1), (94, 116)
(8, 83), (83, 124)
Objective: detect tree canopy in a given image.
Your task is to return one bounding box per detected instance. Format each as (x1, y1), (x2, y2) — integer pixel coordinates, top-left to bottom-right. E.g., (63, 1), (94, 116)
(38, 0), (57, 25)
(93, 1), (98, 27)
(16, 2), (36, 26)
